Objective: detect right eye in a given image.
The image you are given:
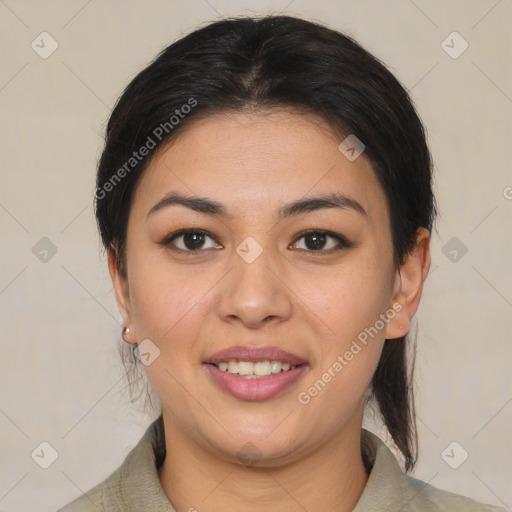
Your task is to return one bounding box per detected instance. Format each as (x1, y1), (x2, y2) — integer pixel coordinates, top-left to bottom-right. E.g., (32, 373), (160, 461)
(160, 229), (223, 254)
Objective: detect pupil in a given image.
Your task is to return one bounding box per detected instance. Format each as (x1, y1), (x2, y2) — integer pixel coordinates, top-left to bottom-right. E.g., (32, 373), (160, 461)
(184, 232), (204, 250)
(306, 232), (325, 250)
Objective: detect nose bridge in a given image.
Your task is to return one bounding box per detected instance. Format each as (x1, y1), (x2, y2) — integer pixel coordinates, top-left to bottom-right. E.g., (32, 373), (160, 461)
(235, 237), (274, 287)
(216, 235), (293, 327)
(231, 234), (279, 298)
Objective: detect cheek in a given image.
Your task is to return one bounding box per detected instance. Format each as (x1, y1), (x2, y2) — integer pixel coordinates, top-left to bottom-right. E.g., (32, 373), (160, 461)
(125, 253), (213, 421)
(304, 254), (393, 342)
(296, 252), (392, 400)
(127, 251), (211, 345)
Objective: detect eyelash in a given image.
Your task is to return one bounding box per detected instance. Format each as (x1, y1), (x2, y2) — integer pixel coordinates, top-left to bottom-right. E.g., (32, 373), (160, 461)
(159, 228), (352, 256)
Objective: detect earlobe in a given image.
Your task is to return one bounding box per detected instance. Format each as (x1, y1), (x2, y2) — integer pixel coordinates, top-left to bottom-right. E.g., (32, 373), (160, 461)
(385, 228), (431, 340)
(108, 248), (136, 343)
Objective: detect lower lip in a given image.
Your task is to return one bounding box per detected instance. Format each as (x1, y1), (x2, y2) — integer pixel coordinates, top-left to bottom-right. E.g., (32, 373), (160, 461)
(204, 364), (308, 401)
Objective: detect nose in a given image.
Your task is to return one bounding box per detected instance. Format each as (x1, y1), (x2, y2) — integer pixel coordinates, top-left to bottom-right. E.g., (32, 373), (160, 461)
(216, 247), (293, 329)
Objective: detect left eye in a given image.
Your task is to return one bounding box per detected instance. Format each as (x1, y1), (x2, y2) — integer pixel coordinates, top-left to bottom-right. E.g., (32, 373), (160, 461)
(291, 230), (351, 251)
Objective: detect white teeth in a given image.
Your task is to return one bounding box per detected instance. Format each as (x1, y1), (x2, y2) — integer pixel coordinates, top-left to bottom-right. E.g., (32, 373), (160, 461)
(238, 361), (254, 376)
(215, 360), (298, 378)
(254, 361), (271, 376)
(270, 361), (282, 373)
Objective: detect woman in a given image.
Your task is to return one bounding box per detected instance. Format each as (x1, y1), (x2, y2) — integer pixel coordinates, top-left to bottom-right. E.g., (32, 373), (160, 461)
(57, 14), (507, 512)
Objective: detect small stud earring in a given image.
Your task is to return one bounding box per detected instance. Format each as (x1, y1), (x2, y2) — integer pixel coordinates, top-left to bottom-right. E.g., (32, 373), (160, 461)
(122, 326), (132, 344)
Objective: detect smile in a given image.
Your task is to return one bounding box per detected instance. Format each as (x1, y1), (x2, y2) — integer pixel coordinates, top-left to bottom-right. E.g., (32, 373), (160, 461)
(203, 345), (308, 400)
(204, 363), (307, 400)
(213, 360), (297, 378)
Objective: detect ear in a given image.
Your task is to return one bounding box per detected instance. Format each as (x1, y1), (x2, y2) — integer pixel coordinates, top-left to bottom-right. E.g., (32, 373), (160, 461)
(108, 248), (136, 344)
(385, 227), (431, 340)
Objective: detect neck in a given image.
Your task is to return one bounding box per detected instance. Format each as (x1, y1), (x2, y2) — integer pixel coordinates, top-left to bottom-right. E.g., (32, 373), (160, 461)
(158, 413), (369, 512)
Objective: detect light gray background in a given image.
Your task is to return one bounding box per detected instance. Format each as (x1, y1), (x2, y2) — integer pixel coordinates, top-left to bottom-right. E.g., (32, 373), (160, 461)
(1, 1), (511, 511)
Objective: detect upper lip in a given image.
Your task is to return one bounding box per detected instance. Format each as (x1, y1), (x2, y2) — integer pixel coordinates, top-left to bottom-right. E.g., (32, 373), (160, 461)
(204, 345), (307, 365)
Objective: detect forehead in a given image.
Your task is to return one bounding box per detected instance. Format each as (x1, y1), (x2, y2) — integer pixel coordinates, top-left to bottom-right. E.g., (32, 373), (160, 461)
(133, 110), (388, 223)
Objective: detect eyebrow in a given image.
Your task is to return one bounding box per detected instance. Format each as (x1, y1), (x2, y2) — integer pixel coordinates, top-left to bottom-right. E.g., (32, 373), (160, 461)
(147, 191), (368, 220)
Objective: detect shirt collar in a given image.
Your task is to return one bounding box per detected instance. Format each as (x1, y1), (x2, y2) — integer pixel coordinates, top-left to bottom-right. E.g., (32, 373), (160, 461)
(354, 428), (409, 511)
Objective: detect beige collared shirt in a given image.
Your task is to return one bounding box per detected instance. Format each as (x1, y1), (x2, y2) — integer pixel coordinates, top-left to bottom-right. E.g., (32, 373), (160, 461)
(57, 416), (508, 511)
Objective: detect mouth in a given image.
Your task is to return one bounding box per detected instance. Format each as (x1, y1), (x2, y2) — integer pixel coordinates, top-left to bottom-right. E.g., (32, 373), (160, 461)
(209, 360), (301, 378)
(203, 346), (308, 400)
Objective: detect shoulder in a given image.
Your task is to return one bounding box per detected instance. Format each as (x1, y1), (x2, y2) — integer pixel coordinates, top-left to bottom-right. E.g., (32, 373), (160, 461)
(401, 472), (509, 511)
(56, 480), (106, 511)
(355, 429), (509, 512)
(56, 416), (172, 511)
(55, 452), (129, 511)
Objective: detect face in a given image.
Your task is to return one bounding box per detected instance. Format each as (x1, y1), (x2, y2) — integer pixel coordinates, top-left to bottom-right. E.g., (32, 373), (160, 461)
(111, 110), (420, 466)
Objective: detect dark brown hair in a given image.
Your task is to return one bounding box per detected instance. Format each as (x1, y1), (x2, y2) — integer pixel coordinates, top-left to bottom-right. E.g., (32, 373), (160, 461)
(95, 14), (436, 472)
